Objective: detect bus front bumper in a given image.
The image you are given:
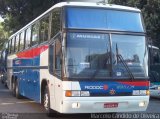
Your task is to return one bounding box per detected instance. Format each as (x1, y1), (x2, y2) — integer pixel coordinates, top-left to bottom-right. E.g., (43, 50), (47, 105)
(61, 96), (149, 114)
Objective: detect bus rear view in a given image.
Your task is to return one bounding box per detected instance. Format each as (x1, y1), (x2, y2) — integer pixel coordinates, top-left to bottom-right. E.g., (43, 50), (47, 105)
(60, 3), (149, 113)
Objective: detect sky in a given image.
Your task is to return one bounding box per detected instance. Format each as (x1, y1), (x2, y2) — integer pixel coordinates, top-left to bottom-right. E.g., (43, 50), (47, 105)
(0, 16), (4, 22)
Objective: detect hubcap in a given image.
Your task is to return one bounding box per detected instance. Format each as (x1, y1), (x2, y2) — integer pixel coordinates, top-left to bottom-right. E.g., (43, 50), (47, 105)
(16, 84), (18, 95)
(44, 93), (49, 111)
(13, 83), (15, 90)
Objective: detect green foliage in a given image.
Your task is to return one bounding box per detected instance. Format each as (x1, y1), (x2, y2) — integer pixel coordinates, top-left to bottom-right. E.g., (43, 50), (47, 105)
(0, 22), (9, 50)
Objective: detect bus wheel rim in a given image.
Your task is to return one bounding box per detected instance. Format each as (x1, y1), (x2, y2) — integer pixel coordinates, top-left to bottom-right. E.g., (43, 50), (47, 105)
(44, 93), (49, 110)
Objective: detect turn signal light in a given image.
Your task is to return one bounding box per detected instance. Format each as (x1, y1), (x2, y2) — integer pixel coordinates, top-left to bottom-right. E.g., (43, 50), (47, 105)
(65, 90), (72, 97)
(65, 90), (90, 97)
(146, 90), (150, 95)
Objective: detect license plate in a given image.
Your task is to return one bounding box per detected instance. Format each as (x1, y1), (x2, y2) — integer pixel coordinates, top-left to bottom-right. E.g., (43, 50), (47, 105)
(104, 103), (118, 108)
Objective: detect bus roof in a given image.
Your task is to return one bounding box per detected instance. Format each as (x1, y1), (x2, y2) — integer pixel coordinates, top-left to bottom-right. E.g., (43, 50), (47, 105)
(9, 2), (141, 39)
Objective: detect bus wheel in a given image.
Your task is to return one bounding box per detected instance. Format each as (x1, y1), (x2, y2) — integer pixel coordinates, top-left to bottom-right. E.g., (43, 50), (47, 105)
(12, 80), (16, 97)
(15, 80), (22, 99)
(43, 85), (54, 117)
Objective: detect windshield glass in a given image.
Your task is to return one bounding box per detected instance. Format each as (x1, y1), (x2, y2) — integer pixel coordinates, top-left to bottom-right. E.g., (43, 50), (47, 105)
(65, 7), (144, 32)
(64, 32), (148, 80)
(65, 32), (111, 79)
(112, 34), (148, 78)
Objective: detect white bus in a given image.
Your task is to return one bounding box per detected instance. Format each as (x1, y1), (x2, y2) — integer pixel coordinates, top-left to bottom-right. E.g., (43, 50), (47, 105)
(3, 1), (149, 116)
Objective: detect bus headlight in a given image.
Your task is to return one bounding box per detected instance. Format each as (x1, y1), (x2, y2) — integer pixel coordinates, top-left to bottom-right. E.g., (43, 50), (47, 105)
(72, 91), (81, 97)
(132, 90), (150, 96)
(81, 91), (90, 96)
(65, 91), (90, 97)
(139, 101), (146, 107)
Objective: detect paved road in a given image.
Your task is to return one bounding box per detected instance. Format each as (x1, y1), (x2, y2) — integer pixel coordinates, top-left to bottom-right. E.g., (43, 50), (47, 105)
(0, 82), (160, 119)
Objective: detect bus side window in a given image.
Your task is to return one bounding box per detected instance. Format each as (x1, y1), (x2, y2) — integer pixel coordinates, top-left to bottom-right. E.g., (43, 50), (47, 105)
(31, 22), (40, 46)
(153, 50), (160, 64)
(8, 40), (11, 54)
(40, 16), (49, 42)
(55, 39), (62, 77)
(15, 34), (20, 52)
(19, 31), (25, 51)
(11, 37), (15, 53)
(49, 44), (55, 74)
(25, 27), (31, 48)
(51, 9), (60, 38)
(5, 42), (9, 50)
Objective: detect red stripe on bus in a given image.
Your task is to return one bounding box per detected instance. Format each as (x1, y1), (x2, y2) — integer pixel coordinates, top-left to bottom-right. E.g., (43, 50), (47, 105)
(119, 81), (149, 87)
(17, 45), (48, 58)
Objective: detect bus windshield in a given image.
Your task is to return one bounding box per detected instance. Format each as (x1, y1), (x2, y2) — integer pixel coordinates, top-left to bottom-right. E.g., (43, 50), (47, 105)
(112, 35), (148, 78)
(65, 33), (111, 79)
(65, 32), (148, 80)
(65, 7), (144, 32)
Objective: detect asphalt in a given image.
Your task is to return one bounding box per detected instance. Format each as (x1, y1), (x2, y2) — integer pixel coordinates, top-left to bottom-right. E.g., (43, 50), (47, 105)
(0, 81), (160, 119)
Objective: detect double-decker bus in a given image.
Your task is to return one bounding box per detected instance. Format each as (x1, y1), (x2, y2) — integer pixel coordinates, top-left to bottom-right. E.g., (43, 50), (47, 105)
(4, 1), (149, 115)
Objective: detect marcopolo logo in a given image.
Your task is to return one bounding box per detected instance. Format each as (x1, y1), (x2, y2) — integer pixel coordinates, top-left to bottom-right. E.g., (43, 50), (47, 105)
(85, 85), (108, 90)
(103, 85), (108, 90)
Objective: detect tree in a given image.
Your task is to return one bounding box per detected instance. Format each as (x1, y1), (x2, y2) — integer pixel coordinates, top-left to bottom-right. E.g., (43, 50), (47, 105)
(0, 0), (62, 33)
(0, 22), (9, 49)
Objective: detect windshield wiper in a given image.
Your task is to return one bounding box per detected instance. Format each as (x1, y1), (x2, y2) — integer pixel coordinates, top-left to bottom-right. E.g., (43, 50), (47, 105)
(116, 44), (134, 81)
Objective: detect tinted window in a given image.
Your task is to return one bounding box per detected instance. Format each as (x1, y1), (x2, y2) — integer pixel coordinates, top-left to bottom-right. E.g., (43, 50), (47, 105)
(40, 16), (49, 42)
(152, 49), (160, 64)
(66, 7), (144, 32)
(66, 33), (110, 79)
(25, 27), (31, 48)
(51, 10), (60, 38)
(15, 35), (19, 52)
(112, 35), (147, 78)
(55, 39), (62, 76)
(31, 22), (40, 46)
(49, 44), (55, 74)
(5, 42), (8, 49)
(8, 40), (11, 54)
(19, 31), (25, 51)
(11, 37), (15, 53)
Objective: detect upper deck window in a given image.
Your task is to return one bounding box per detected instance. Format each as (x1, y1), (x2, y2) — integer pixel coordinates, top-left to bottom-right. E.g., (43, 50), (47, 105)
(65, 7), (144, 32)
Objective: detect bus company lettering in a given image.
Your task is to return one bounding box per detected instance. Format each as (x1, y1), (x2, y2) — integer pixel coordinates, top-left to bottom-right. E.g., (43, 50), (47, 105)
(116, 85), (134, 89)
(14, 60), (21, 65)
(72, 33), (105, 39)
(77, 34), (101, 39)
(85, 85), (108, 90)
